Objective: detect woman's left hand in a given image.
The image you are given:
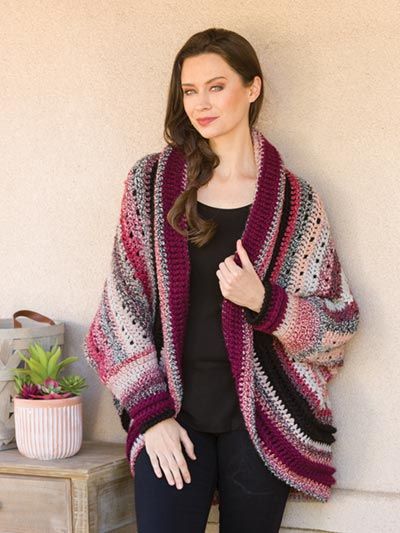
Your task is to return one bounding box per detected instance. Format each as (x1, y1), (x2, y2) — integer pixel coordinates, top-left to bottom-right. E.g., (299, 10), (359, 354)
(216, 239), (265, 313)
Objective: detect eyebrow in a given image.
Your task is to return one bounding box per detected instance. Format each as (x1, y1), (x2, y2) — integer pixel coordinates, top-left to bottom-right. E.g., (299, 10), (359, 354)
(181, 76), (227, 87)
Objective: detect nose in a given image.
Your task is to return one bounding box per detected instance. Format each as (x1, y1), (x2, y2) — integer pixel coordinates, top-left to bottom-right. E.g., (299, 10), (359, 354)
(194, 91), (212, 110)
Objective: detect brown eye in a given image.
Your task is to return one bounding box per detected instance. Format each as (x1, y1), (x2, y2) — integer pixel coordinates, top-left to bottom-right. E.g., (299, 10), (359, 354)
(183, 85), (224, 96)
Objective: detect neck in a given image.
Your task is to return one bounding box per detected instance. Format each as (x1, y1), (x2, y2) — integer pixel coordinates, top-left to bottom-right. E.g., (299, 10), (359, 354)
(208, 124), (257, 182)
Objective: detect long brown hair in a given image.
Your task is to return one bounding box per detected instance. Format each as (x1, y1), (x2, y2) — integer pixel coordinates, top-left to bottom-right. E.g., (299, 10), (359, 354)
(163, 27), (265, 247)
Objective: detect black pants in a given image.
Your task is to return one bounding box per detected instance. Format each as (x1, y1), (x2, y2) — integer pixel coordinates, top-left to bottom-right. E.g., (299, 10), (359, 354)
(134, 412), (290, 533)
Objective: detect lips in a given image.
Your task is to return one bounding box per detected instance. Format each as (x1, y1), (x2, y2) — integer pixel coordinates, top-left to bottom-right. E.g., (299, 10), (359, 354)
(197, 117), (218, 126)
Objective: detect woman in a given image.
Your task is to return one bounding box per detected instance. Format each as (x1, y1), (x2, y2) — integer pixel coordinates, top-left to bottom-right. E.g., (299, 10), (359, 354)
(83, 28), (361, 532)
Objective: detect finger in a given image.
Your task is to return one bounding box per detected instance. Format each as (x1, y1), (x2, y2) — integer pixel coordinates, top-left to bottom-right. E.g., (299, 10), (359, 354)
(216, 270), (229, 293)
(157, 452), (177, 487)
(224, 255), (243, 274)
(166, 451), (185, 490)
(172, 447), (192, 484)
(236, 239), (253, 268)
(148, 450), (163, 478)
(218, 261), (233, 281)
(180, 427), (197, 460)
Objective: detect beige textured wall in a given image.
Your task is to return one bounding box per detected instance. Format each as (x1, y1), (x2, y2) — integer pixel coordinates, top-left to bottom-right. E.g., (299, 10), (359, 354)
(2, 2), (399, 531)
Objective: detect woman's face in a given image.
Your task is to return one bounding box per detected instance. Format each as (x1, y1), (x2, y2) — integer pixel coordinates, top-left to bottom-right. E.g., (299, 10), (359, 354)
(180, 52), (260, 139)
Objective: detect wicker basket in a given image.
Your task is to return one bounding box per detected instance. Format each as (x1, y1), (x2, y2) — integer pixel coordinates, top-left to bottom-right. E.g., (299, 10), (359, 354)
(0, 310), (64, 451)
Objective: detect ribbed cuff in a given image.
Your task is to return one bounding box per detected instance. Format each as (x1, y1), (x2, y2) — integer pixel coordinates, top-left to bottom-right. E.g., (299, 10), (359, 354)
(120, 402), (175, 434)
(127, 391), (175, 426)
(244, 280), (288, 334)
(244, 280), (272, 324)
(139, 408), (176, 434)
(119, 408), (131, 433)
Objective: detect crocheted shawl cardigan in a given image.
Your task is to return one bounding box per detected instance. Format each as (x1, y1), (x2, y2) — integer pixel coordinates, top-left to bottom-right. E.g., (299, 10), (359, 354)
(83, 126), (360, 504)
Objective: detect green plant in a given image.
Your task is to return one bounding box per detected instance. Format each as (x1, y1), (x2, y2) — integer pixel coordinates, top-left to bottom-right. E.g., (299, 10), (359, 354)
(10, 341), (88, 400)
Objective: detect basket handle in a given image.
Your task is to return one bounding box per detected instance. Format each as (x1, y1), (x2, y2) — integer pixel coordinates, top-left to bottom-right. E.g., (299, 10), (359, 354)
(13, 309), (55, 328)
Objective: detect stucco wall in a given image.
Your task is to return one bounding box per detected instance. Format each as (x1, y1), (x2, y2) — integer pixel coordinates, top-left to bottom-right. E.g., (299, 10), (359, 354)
(2, 2), (399, 532)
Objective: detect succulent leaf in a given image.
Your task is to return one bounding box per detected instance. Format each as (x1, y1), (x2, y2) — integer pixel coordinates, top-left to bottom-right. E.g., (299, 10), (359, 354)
(36, 343), (49, 370)
(57, 356), (79, 371)
(15, 351), (31, 366)
(59, 375), (87, 395)
(12, 342), (87, 400)
(47, 350), (62, 378)
(26, 358), (47, 379)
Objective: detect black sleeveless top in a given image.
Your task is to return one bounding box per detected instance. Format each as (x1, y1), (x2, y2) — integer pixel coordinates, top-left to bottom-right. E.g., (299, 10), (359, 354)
(178, 200), (252, 433)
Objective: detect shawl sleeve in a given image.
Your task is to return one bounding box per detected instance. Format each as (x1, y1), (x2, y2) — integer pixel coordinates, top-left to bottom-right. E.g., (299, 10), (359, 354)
(83, 155), (176, 436)
(245, 188), (360, 372)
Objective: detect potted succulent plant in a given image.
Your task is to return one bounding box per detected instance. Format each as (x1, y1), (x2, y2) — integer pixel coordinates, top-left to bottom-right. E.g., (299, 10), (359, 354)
(10, 341), (87, 460)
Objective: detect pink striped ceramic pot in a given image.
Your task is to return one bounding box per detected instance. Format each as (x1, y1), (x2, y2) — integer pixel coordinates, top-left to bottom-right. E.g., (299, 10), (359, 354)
(13, 395), (82, 459)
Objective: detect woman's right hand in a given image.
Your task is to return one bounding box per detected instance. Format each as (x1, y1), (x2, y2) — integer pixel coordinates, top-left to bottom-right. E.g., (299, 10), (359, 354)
(143, 417), (197, 490)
